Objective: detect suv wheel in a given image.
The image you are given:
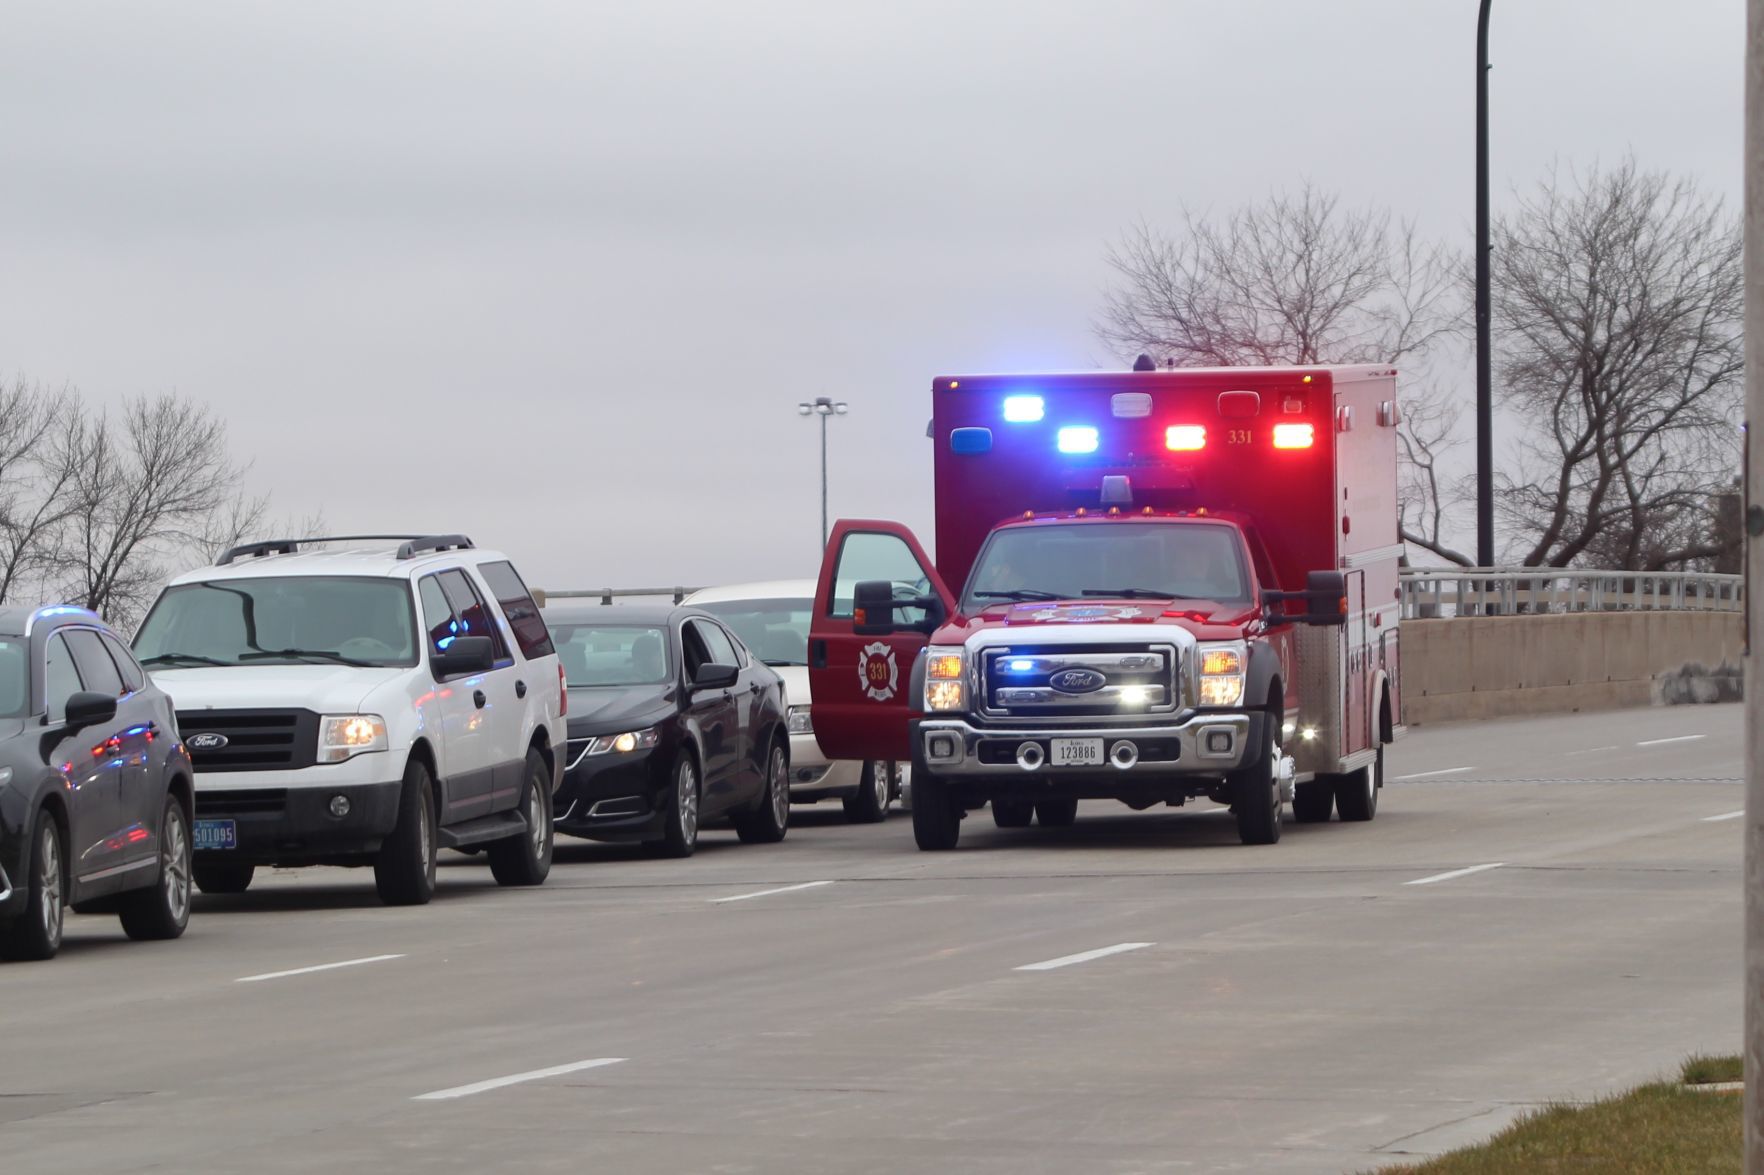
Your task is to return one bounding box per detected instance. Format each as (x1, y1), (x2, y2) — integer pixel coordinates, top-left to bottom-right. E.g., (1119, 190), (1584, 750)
(193, 862), (255, 895)
(734, 740), (790, 844)
(489, 748), (554, 886)
(0, 811), (64, 961)
(646, 752), (700, 859)
(119, 795), (192, 941)
(375, 758), (438, 905)
(841, 760), (890, 824)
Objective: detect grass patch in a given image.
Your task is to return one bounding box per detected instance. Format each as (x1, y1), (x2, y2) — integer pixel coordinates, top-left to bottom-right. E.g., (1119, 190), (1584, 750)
(1682, 1054), (1744, 1085)
(1372, 1080), (1740, 1174)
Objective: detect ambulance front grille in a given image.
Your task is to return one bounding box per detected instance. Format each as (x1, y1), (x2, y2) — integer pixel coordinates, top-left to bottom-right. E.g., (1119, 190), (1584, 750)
(978, 644), (1180, 722)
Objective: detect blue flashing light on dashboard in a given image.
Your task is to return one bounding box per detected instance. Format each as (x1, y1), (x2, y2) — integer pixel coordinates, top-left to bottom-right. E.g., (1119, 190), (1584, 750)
(1057, 426), (1099, 454)
(1002, 395), (1044, 423)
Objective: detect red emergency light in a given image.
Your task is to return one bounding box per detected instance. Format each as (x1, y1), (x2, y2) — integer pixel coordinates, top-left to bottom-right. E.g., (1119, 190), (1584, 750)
(1164, 425), (1206, 451)
(1272, 422), (1315, 449)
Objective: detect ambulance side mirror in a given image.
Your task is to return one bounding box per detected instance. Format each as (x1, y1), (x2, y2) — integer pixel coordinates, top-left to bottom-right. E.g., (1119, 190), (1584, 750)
(853, 580), (945, 637)
(1261, 571), (1349, 627)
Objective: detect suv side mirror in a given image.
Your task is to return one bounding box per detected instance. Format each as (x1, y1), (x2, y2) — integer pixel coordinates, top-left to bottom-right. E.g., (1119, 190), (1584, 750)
(432, 635), (496, 677)
(853, 580), (946, 637)
(64, 690), (118, 730)
(1262, 571), (1348, 627)
(692, 662), (739, 691)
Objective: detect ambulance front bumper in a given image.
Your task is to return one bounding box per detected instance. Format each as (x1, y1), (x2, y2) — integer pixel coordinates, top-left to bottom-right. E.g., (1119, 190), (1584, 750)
(919, 713), (1253, 775)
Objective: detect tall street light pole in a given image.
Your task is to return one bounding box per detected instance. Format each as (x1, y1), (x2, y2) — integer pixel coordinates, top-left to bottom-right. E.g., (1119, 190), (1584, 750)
(1742, 1), (1761, 1166)
(798, 396), (848, 552)
(1475, 0), (1495, 568)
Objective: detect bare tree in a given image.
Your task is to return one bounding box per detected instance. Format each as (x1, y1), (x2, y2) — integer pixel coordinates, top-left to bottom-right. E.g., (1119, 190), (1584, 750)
(0, 378), (82, 603)
(1395, 382), (1474, 565)
(1492, 159), (1744, 569)
(59, 392), (256, 625)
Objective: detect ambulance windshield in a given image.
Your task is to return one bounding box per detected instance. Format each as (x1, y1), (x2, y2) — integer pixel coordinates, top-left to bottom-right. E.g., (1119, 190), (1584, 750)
(963, 522), (1249, 610)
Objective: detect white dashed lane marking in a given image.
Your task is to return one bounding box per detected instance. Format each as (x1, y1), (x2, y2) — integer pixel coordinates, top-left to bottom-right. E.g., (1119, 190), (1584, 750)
(235, 954), (406, 984)
(1405, 863), (1505, 887)
(414, 1058), (627, 1101)
(1015, 943), (1155, 972)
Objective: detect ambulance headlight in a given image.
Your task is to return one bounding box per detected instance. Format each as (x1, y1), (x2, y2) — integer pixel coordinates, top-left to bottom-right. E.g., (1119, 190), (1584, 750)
(924, 646), (967, 712)
(1196, 643), (1246, 708)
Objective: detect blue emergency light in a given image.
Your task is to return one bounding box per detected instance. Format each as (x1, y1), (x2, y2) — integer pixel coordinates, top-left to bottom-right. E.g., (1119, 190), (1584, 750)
(949, 427), (993, 454)
(1057, 426), (1098, 454)
(1002, 395), (1044, 423)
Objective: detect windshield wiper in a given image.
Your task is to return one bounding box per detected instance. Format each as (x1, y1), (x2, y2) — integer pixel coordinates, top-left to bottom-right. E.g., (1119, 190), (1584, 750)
(1082, 588), (1177, 599)
(974, 589), (1062, 602)
(140, 652), (232, 667)
(238, 648), (373, 667)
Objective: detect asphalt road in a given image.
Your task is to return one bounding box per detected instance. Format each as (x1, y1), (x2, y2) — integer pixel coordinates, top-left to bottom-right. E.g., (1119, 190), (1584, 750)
(1, 703), (1744, 1174)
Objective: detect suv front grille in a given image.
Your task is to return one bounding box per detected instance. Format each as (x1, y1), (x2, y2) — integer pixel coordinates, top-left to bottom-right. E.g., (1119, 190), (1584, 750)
(980, 645), (1180, 721)
(176, 709), (320, 772)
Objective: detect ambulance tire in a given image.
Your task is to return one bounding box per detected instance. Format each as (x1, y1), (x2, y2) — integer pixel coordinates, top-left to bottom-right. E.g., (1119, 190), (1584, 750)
(991, 799), (1034, 828)
(1034, 798), (1078, 827)
(1335, 745), (1382, 822)
(911, 772), (961, 851)
(1231, 715), (1282, 846)
(1292, 781), (1334, 823)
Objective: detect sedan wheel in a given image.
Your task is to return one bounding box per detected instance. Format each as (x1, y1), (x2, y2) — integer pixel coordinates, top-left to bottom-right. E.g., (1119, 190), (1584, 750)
(735, 742), (790, 844)
(646, 755), (700, 859)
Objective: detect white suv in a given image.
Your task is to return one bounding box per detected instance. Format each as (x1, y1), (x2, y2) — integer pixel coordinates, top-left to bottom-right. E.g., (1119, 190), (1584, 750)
(685, 580), (898, 822)
(132, 534), (564, 905)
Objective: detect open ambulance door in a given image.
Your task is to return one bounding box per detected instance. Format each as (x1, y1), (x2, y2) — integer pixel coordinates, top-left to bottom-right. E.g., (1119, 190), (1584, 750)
(809, 519), (956, 762)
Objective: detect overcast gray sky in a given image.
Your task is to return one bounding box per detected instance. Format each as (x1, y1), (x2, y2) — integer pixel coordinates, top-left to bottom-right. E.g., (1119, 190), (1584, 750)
(1, 1), (1744, 591)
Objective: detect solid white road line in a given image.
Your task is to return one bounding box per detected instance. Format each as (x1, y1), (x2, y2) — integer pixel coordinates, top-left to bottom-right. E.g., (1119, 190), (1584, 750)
(1703, 810), (1746, 823)
(235, 954), (405, 984)
(711, 880), (833, 904)
(1636, 734), (1706, 747)
(414, 1058), (627, 1101)
(1015, 942), (1154, 972)
(1393, 766), (1474, 781)
(1405, 863), (1506, 887)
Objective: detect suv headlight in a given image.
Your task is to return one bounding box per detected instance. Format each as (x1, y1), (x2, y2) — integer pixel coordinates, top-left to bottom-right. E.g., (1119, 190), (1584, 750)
(587, 726), (661, 755)
(1197, 643), (1246, 707)
(319, 714), (388, 763)
(923, 646), (967, 712)
(787, 705), (813, 735)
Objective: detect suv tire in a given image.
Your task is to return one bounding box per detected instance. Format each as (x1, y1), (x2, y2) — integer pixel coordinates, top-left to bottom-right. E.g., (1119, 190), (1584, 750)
(842, 760), (890, 824)
(489, 748), (554, 887)
(193, 862), (255, 895)
(1034, 798), (1078, 827)
(119, 795), (193, 941)
(375, 758), (438, 905)
(734, 740), (790, 844)
(0, 811), (64, 962)
(645, 752), (700, 859)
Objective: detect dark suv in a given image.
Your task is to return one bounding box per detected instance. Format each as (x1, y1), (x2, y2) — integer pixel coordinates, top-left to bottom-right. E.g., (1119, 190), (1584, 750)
(0, 606), (194, 961)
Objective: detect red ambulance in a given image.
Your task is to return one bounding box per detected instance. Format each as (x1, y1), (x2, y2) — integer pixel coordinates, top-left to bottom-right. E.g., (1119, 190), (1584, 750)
(806, 364), (1404, 851)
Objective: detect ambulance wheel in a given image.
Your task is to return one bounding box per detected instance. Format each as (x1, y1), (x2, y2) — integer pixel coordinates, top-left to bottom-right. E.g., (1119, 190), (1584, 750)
(1035, 798), (1078, 826)
(1231, 716), (1282, 845)
(1335, 745), (1382, 822)
(911, 772), (961, 851)
(991, 799), (1034, 828)
(1292, 781), (1334, 823)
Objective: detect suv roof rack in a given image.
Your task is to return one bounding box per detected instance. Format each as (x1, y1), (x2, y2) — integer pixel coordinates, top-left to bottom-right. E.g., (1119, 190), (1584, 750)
(215, 534), (475, 566)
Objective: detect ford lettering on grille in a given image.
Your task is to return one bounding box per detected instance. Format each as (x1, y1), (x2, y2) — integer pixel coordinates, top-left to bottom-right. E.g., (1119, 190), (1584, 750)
(188, 732), (229, 751)
(1049, 668), (1107, 694)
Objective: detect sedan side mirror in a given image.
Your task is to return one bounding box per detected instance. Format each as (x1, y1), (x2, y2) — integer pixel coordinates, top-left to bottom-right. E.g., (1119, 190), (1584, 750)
(693, 662), (739, 691)
(64, 690), (118, 730)
(432, 635), (496, 677)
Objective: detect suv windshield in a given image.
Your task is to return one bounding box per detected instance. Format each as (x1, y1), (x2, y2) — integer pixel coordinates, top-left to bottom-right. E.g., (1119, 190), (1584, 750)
(693, 598), (810, 666)
(962, 522), (1250, 611)
(134, 577), (419, 668)
(547, 623), (671, 687)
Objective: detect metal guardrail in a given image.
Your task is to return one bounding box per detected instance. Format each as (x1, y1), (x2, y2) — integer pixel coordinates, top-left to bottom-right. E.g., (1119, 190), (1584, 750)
(536, 587), (705, 607)
(1399, 568), (1744, 618)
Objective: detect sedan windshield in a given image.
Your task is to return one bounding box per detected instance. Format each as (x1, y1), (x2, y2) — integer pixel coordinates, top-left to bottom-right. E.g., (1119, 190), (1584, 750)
(692, 598), (810, 666)
(547, 623), (671, 686)
(133, 577), (419, 667)
(962, 522), (1250, 611)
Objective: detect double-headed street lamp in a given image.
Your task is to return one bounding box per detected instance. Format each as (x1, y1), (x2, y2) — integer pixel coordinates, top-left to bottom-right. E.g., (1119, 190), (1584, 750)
(798, 396), (848, 552)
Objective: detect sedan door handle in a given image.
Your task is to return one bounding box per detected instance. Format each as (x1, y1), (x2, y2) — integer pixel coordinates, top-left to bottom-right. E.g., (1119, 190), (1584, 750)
(473, 690), (488, 709)
(515, 680), (528, 699)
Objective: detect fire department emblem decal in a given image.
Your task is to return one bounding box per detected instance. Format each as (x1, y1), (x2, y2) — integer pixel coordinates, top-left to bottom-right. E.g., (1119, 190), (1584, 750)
(858, 642), (899, 702)
(1026, 605), (1143, 623)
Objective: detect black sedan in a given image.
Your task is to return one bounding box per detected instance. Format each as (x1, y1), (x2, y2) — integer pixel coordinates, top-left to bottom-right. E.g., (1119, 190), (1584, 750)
(544, 603), (789, 857)
(0, 606), (194, 961)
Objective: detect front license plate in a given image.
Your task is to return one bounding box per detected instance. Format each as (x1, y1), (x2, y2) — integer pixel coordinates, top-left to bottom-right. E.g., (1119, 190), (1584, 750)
(1050, 738), (1104, 767)
(194, 819), (237, 851)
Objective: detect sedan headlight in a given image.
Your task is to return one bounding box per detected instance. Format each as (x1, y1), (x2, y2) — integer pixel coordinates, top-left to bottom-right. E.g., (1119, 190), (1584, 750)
(1196, 643), (1246, 708)
(923, 646), (967, 712)
(787, 705), (813, 735)
(319, 714), (388, 763)
(587, 726), (661, 755)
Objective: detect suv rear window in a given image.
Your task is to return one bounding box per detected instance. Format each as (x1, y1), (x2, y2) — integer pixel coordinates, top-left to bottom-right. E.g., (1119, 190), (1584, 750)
(479, 560), (555, 660)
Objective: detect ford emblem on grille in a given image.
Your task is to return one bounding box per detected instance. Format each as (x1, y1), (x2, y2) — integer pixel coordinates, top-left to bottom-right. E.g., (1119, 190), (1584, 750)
(188, 733), (229, 750)
(1049, 668), (1107, 694)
